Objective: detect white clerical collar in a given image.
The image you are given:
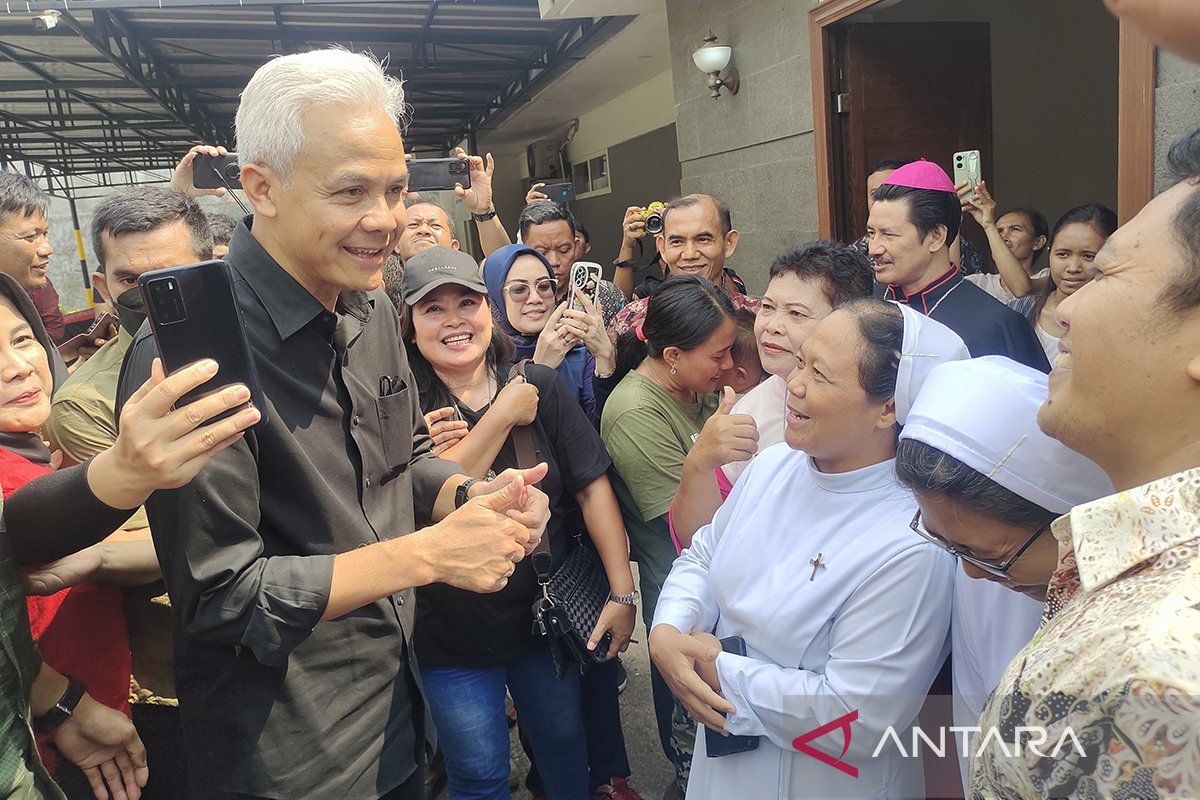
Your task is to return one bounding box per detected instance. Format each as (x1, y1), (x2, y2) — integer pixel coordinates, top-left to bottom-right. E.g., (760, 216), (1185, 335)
(805, 454), (897, 495)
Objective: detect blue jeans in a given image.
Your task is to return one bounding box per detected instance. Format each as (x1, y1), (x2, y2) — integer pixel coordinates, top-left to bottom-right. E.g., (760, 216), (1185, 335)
(422, 646), (588, 800)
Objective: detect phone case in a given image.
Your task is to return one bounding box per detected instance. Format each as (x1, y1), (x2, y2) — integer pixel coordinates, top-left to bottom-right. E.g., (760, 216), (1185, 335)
(953, 150), (982, 190)
(567, 262), (603, 312)
(704, 635), (761, 758)
(139, 260), (268, 427)
(192, 153), (242, 190)
(541, 182), (575, 204)
(408, 158), (471, 192)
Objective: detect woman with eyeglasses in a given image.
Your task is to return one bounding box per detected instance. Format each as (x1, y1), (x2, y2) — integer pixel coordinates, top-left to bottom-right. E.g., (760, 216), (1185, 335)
(646, 298), (966, 800)
(894, 356), (1111, 788)
(480, 243), (614, 427)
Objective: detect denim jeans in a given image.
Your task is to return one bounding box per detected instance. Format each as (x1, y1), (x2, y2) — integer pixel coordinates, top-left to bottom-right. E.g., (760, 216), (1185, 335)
(422, 646), (588, 800)
(524, 656), (631, 793)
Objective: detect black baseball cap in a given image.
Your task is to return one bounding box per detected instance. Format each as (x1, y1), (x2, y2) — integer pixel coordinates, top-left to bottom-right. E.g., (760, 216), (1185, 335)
(401, 246), (487, 305)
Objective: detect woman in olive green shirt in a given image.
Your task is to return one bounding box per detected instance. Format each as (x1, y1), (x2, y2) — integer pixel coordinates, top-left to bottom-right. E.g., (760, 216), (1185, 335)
(600, 276), (736, 798)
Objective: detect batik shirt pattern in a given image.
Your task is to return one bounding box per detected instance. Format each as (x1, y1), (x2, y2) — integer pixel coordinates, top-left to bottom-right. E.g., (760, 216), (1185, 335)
(970, 467), (1200, 799)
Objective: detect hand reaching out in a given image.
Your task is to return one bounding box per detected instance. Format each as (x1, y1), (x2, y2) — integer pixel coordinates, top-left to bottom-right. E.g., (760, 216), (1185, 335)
(452, 147), (495, 216)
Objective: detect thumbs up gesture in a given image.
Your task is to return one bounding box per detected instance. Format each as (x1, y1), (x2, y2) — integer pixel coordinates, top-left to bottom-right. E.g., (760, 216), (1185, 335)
(690, 386), (759, 471)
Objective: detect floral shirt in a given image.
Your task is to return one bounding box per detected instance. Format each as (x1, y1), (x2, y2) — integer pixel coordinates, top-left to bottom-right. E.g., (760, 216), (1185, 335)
(970, 467), (1200, 800)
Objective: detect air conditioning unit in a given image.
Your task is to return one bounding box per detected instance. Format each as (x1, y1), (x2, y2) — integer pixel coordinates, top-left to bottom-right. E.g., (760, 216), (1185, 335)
(527, 140), (563, 180)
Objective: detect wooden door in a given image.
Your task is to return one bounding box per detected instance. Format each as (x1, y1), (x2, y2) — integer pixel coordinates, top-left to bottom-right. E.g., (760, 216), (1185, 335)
(830, 22), (992, 261)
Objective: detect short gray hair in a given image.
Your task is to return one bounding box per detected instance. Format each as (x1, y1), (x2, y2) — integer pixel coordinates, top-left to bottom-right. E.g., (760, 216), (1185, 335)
(0, 171), (49, 224)
(235, 49), (407, 184)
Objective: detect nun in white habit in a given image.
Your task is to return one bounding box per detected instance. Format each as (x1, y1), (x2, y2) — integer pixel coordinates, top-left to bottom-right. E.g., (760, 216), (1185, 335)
(894, 356), (1112, 787)
(649, 299), (968, 800)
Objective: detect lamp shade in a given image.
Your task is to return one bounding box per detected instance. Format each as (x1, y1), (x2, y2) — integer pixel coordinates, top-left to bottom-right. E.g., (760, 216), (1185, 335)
(692, 44), (731, 73)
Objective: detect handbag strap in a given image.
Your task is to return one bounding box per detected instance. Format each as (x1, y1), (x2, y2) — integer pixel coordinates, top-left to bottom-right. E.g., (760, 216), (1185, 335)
(507, 360), (553, 583)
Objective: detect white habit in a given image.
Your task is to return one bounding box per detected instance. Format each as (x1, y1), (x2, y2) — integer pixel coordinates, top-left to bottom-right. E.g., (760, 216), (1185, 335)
(654, 443), (955, 800)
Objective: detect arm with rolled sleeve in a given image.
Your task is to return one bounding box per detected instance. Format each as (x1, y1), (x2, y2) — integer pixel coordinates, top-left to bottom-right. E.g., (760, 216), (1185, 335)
(145, 434), (333, 668)
(714, 543), (953, 756)
(117, 334), (333, 668)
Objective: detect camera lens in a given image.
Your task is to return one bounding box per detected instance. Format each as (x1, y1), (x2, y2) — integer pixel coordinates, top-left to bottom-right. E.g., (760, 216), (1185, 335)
(224, 163), (240, 179)
(645, 213), (664, 236)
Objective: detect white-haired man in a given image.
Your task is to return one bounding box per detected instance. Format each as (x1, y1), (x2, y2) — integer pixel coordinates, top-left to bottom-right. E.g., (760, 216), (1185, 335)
(119, 49), (550, 800)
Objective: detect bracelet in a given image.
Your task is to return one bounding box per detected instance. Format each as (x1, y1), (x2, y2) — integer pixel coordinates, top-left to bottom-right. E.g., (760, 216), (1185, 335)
(608, 590), (640, 607)
(471, 209), (498, 222)
(454, 477), (482, 508)
(34, 677), (86, 731)
(612, 257), (637, 270)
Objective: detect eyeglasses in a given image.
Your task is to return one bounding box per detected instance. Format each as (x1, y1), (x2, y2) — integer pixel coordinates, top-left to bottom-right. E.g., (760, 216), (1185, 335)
(503, 278), (557, 302)
(908, 510), (1048, 581)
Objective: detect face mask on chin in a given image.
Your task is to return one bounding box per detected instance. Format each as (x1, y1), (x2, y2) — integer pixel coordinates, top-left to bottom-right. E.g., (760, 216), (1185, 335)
(114, 285), (147, 334)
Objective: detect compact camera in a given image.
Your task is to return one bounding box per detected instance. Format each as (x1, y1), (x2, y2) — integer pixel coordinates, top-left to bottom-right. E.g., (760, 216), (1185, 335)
(641, 201), (667, 235)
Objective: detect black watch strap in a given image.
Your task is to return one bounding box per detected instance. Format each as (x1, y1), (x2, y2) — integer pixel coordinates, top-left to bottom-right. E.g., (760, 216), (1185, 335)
(34, 677), (85, 731)
(612, 257), (637, 269)
(454, 477), (482, 508)
(471, 209), (498, 222)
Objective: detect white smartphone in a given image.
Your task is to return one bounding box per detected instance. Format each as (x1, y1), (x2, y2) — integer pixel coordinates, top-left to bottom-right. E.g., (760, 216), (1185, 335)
(953, 150), (982, 190)
(567, 261), (603, 312)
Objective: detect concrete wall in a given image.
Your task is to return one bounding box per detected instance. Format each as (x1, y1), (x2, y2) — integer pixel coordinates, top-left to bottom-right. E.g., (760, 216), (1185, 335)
(1155, 52), (1200, 193)
(859, 0), (1120, 230)
(570, 123), (682, 276)
(664, 0), (817, 294)
(479, 71), (680, 271)
(565, 70), (676, 165)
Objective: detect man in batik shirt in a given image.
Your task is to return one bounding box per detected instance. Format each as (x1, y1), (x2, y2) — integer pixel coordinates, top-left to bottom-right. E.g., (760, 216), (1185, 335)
(971, 128), (1200, 799)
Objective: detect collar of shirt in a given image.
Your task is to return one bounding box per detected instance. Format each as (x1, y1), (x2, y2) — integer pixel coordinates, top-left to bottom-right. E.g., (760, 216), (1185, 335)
(884, 266), (960, 314)
(229, 217), (372, 341)
(1051, 466), (1200, 596)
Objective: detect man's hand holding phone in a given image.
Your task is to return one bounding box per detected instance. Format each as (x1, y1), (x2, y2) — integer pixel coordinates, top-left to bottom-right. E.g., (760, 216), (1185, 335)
(60, 312), (117, 368)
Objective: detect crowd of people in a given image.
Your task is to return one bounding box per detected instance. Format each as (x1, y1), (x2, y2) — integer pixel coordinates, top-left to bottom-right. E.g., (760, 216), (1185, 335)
(0, 17), (1198, 800)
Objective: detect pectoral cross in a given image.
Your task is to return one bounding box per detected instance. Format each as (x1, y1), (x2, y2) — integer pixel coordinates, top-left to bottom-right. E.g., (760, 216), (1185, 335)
(809, 553), (827, 582)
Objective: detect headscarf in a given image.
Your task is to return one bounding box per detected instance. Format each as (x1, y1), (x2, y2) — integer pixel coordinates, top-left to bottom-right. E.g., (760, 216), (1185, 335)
(0, 272), (67, 466)
(892, 302), (971, 424)
(901, 356), (1112, 514)
(481, 243), (553, 347)
(480, 244), (596, 420)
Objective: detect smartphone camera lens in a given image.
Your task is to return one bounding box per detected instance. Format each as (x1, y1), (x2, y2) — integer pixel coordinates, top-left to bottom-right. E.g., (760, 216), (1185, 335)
(450, 161), (467, 175)
(148, 277), (187, 325)
(224, 162), (241, 180)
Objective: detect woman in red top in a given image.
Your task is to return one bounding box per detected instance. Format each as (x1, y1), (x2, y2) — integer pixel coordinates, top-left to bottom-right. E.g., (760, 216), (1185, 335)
(0, 273), (131, 787)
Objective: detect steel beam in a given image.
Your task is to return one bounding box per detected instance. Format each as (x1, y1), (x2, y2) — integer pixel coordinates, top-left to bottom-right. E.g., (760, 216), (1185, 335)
(58, 10), (227, 145)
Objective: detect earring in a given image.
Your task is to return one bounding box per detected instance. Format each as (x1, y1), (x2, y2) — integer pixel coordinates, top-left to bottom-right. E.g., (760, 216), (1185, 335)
(670, 365), (677, 376)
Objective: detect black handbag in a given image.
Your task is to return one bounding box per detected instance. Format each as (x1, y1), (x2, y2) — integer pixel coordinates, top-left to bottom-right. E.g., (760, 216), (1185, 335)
(507, 361), (612, 679)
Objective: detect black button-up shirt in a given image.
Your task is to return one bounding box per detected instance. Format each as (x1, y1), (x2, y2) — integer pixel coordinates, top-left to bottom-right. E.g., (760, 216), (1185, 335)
(118, 221), (461, 800)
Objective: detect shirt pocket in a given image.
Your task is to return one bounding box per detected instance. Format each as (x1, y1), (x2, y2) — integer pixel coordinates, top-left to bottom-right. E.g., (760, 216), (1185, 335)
(376, 387), (414, 473)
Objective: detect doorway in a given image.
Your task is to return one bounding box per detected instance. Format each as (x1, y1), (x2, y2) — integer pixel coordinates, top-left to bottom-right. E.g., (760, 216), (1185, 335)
(810, 0), (1154, 245)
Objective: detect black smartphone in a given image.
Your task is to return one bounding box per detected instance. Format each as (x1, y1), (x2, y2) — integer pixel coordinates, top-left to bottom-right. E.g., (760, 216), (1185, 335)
(704, 635), (761, 758)
(193, 153), (242, 190)
(139, 260), (267, 427)
(408, 158), (470, 192)
(540, 182), (575, 205)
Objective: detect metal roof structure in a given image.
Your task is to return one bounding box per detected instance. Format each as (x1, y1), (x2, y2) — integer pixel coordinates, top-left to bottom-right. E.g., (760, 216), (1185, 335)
(0, 0), (630, 193)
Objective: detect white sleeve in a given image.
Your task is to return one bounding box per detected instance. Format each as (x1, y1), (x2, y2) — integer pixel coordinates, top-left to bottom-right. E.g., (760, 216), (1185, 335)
(714, 542), (954, 756)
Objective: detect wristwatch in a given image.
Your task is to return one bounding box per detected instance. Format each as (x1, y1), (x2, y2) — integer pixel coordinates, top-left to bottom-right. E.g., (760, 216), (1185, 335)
(34, 677), (85, 731)
(471, 208), (498, 222)
(454, 477), (482, 508)
(608, 590), (640, 607)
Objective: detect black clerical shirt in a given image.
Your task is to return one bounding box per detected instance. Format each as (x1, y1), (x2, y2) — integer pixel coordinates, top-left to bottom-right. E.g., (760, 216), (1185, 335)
(117, 221), (461, 800)
(880, 267), (1051, 372)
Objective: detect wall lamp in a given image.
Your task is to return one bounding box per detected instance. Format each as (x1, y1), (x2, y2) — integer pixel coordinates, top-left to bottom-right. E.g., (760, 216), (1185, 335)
(692, 31), (739, 99)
